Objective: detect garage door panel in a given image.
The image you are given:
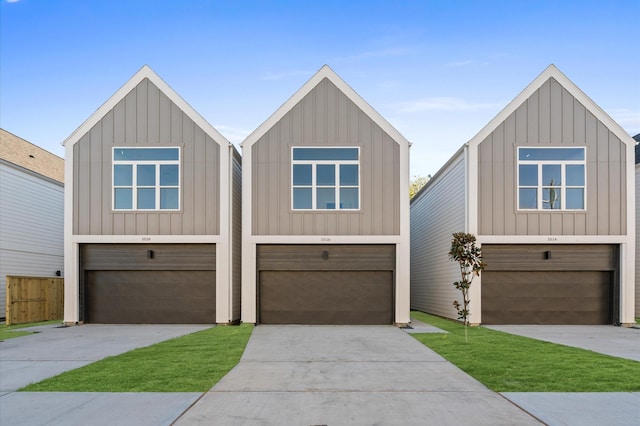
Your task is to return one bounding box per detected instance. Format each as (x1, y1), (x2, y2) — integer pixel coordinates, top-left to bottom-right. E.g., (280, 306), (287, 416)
(83, 244), (215, 271)
(482, 244), (617, 271)
(86, 270), (215, 324)
(482, 270), (612, 325)
(82, 244), (216, 324)
(483, 309), (610, 325)
(259, 271), (393, 325)
(257, 245), (396, 271)
(484, 296), (610, 312)
(483, 273), (610, 299)
(260, 310), (393, 325)
(483, 270), (610, 286)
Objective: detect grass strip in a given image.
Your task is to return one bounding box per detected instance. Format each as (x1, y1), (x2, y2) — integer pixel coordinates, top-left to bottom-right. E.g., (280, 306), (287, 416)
(21, 324), (253, 392)
(411, 311), (640, 392)
(0, 321), (61, 341)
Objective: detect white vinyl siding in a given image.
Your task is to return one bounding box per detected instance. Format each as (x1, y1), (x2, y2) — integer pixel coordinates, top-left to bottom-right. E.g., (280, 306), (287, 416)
(0, 163), (64, 315)
(410, 153), (466, 320)
(231, 152), (242, 321)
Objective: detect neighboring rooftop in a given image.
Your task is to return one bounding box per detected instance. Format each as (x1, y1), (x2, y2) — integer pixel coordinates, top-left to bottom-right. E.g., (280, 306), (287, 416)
(0, 128), (64, 183)
(634, 134), (640, 164)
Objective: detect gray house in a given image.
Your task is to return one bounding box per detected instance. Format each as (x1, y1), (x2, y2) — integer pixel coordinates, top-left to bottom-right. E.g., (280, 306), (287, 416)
(63, 66), (241, 324)
(241, 65), (411, 325)
(411, 65), (635, 326)
(0, 129), (64, 319)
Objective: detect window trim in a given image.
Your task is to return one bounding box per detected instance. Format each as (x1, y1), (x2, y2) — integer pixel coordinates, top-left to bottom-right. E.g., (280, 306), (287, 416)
(516, 146), (586, 211)
(112, 147), (181, 211)
(291, 146), (361, 211)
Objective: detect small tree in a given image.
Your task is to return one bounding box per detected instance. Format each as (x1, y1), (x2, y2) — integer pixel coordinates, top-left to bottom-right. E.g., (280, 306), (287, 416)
(449, 232), (485, 327)
(409, 175), (430, 199)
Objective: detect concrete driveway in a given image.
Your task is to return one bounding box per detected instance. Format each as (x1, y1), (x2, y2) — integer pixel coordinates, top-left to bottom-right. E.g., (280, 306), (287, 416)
(484, 324), (640, 426)
(1, 323), (210, 426)
(0, 323), (211, 394)
(3, 322), (637, 425)
(175, 325), (541, 425)
(485, 324), (640, 361)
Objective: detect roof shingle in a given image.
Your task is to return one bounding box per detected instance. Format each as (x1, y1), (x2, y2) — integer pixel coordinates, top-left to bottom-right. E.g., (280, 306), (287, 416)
(0, 128), (64, 183)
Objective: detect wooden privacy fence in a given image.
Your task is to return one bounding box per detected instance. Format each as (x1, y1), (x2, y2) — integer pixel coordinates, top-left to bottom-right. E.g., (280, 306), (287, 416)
(5, 276), (64, 325)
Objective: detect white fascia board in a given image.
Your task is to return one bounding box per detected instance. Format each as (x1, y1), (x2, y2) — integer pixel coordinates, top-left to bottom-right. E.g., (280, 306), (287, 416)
(477, 235), (632, 244)
(241, 65), (411, 150)
(62, 65), (231, 149)
(467, 64), (635, 150)
(247, 235), (403, 244)
(71, 235), (223, 244)
(0, 159), (65, 188)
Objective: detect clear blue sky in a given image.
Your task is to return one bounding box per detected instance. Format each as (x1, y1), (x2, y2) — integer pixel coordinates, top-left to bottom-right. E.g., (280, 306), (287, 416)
(1, 0), (639, 178)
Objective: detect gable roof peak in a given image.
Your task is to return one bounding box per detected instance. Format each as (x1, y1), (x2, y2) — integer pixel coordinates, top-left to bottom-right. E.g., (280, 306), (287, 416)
(62, 65), (230, 148)
(467, 63), (634, 148)
(241, 65), (411, 149)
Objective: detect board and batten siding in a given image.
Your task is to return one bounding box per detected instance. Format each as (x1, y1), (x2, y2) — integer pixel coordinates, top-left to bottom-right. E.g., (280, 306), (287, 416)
(477, 77), (626, 236)
(231, 150), (242, 320)
(251, 78), (400, 236)
(72, 78), (221, 236)
(0, 163), (64, 316)
(410, 153), (466, 319)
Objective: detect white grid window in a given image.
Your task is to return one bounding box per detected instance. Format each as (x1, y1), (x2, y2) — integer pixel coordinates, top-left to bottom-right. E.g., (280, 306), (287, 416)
(113, 147), (180, 211)
(291, 147), (360, 210)
(517, 147), (585, 210)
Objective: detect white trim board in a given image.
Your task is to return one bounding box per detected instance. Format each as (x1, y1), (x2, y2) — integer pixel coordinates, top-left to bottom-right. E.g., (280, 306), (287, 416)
(71, 235), (223, 244)
(247, 235), (403, 244)
(477, 235), (631, 244)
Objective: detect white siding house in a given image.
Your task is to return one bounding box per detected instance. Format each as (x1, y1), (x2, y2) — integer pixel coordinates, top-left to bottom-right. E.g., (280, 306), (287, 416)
(0, 129), (64, 319)
(410, 152), (465, 319)
(410, 65), (635, 326)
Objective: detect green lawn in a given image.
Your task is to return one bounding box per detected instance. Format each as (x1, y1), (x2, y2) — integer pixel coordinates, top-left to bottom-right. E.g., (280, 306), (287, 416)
(21, 324), (253, 392)
(411, 311), (640, 392)
(0, 321), (61, 341)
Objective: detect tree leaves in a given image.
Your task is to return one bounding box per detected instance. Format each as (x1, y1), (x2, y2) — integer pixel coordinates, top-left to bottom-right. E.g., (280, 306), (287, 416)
(449, 232), (485, 326)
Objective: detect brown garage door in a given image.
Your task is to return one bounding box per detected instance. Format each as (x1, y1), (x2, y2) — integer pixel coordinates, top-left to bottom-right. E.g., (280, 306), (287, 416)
(82, 244), (215, 324)
(481, 244), (617, 325)
(257, 245), (395, 325)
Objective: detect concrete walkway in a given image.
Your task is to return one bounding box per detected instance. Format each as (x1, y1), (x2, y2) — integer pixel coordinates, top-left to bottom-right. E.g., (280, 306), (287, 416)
(0, 392), (202, 426)
(485, 324), (640, 361)
(502, 392), (640, 426)
(174, 325), (541, 425)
